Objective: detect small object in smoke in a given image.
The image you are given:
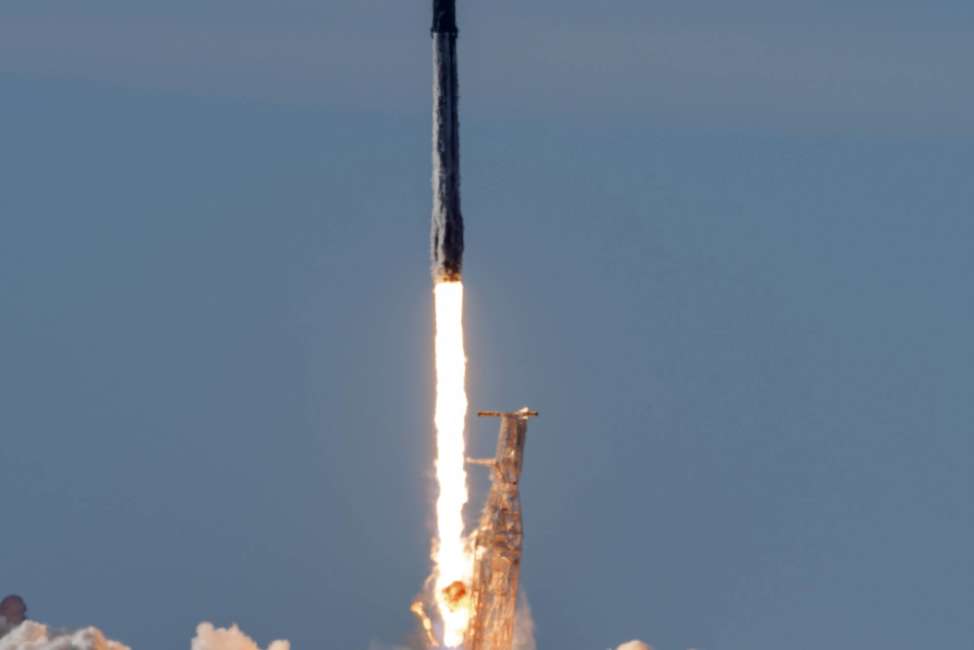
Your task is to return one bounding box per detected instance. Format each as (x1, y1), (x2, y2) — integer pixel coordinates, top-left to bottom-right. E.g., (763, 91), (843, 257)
(0, 594), (26, 627)
(443, 580), (469, 605)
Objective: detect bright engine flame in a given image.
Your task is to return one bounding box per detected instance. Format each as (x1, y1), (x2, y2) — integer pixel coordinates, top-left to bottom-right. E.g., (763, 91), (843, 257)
(432, 280), (473, 646)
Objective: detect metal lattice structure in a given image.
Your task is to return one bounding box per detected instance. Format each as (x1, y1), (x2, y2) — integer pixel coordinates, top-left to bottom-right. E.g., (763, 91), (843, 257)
(464, 408), (537, 650)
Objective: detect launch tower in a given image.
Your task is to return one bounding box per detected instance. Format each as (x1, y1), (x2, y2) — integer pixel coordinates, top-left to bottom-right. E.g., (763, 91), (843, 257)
(464, 409), (537, 650)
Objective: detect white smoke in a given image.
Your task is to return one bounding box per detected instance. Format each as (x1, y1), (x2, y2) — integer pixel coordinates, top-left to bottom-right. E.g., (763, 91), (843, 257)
(512, 592), (536, 650)
(616, 641), (653, 650)
(0, 620), (288, 650)
(0, 620), (130, 650)
(191, 623), (289, 650)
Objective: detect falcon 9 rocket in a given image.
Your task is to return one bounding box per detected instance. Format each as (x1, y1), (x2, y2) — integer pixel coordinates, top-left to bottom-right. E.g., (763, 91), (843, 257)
(431, 0), (464, 281)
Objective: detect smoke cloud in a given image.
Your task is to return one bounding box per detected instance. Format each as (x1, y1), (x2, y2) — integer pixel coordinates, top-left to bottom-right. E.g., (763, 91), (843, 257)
(0, 620), (129, 650)
(0, 620), (289, 650)
(616, 641), (653, 650)
(512, 592), (536, 650)
(191, 623), (289, 650)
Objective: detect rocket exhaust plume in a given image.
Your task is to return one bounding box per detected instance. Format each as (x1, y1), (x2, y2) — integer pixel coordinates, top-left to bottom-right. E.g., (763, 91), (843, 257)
(426, 1), (472, 646)
(432, 280), (472, 647)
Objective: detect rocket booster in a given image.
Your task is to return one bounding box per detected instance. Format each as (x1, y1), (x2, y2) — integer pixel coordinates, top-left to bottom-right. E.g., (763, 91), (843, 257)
(431, 0), (464, 282)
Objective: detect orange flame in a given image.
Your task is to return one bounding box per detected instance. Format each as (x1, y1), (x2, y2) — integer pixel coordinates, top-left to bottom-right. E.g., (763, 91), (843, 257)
(432, 280), (473, 646)
(411, 599), (438, 648)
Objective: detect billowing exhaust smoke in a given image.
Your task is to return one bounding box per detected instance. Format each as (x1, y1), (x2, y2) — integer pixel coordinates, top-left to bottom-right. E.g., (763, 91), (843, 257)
(0, 620), (130, 650)
(616, 640), (653, 650)
(0, 618), (288, 650)
(191, 622), (289, 650)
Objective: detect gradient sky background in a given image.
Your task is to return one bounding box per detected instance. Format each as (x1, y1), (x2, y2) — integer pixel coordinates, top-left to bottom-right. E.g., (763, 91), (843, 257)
(1, 2), (971, 649)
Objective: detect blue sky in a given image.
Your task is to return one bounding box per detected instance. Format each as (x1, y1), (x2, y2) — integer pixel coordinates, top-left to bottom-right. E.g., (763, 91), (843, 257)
(1, 2), (971, 649)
